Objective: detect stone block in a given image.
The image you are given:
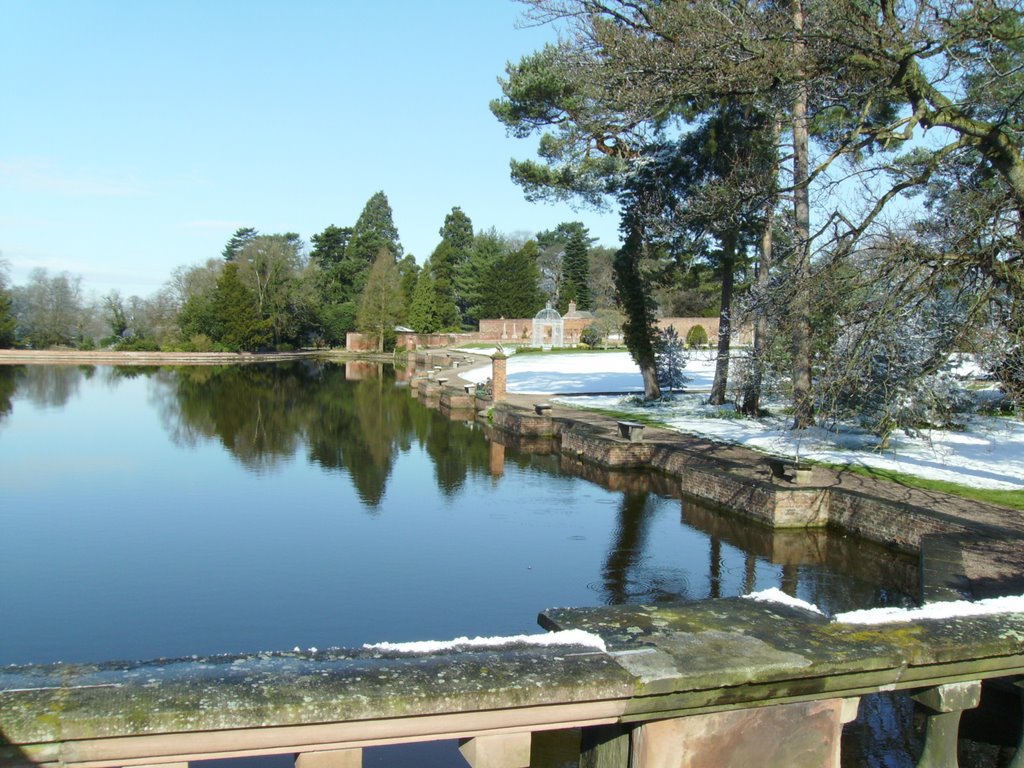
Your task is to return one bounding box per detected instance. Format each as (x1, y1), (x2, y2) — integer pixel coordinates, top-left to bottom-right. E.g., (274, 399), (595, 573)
(630, 700), (845, 768)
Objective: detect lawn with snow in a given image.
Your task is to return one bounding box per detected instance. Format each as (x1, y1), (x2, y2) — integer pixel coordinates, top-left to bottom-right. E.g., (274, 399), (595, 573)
(460, 349), (1024, 491)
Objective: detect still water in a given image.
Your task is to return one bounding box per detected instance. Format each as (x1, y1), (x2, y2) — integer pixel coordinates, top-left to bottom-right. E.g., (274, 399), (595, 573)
(0, 362), (926, 767)
(0, 361), (915, 666)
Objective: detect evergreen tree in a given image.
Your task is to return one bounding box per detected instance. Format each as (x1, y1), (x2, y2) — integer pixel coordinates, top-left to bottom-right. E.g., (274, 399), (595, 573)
(349, 191), (403, 268)
(409, 263), (441, 333)
(222, 227), (259, 261)
(655, 326), (689, 394)
(356, 248), (404, 352)
(460, 229), (507, 325)
(396, 254), (420, 321)
(428, 240), (463, 330)
(211, 263), (270, 351)
(432, 206), (474, 326)
(481, 241), (545, 319)
(561, 226), (592, 312)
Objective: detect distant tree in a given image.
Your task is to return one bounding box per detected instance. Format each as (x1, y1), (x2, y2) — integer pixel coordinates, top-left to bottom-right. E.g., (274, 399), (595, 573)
(440, 207), (474, 253)
(12, 269), (88, 348)
(233, 234), (309, 346)
(309, 225), (357, 346)
(409, 264), (441, 333)
(561, 226), (592, 312)
(460, 229), (508, 325)
(211, 262), (270, 351)
(103, 290), (130, 340)
(349, 191), (403, 267)
(0, 260), (16, 347)
(432, 207), (474, 326)
(426, 240), (463, 330)
(480, 240), (545, 319)
(222, 227), (259, 261)
(357, 248), (404, 352)
(396, 254), (420, 319)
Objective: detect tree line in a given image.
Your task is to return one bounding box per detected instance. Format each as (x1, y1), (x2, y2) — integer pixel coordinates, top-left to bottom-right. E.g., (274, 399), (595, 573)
(491, 0), (1024, 436)
(3, 191), (700, 354)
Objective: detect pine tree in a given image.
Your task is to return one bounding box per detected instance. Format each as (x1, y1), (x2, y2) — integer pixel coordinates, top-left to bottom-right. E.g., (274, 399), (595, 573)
(222, 227), (259, 261)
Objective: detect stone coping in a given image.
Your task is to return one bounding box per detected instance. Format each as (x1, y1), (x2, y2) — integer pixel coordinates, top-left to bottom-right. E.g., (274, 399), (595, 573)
(4, 600), (1024, 756)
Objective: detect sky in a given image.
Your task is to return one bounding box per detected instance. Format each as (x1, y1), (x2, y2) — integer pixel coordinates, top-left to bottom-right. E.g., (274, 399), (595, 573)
(0, 1), (622, 299)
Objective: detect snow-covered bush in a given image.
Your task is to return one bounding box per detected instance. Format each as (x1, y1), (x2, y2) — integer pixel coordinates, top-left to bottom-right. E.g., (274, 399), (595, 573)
(816, 294), (973, 444)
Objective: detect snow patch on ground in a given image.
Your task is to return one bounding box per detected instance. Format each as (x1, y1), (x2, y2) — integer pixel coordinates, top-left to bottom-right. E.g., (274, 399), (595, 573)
(460, 350), (1022, 490)
(363, 629), (607, 654)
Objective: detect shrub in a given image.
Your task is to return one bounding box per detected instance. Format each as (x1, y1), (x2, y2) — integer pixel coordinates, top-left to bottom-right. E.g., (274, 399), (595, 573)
(685, 324), (708, 348)
(580, 324), (602, 347)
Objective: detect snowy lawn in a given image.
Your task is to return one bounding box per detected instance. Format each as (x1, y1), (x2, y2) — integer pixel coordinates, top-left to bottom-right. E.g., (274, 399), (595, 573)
(459, 349), (1024, 492)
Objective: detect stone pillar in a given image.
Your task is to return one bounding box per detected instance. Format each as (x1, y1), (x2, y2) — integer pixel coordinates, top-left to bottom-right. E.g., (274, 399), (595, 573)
(459, 733), (531, 768)
(491, 353), (508, 402)
(295, 749), (362, 768)
(630, 698), (857, 768)
(1009, 681), (1024, 768)
(912, 681), (982, 768)
(580, 724), (631, 768)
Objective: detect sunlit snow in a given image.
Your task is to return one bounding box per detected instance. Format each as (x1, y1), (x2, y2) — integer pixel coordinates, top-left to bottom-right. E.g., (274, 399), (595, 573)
(460, 350), (1023, 491)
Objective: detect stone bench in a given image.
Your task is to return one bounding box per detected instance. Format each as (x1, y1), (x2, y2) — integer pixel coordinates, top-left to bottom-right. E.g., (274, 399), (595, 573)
(534, 403), (553, 416)
(617, 420), (645, 442)
(464, 384), (476, 394)
(436, 378), (448, 386)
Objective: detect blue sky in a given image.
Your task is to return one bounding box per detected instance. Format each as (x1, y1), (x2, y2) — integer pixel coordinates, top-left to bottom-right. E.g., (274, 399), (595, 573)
(0, 1), (621, 298)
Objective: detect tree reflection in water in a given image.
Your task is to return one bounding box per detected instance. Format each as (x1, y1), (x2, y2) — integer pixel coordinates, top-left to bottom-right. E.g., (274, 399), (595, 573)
(149, 362), (492, 507)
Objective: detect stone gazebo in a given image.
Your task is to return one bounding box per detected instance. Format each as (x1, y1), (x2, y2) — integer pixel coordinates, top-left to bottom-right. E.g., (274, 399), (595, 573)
(531, 303), (564, 349)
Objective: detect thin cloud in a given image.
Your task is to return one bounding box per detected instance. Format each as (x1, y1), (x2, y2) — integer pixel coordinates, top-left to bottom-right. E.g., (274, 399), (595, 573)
(0, 156), (143, 197)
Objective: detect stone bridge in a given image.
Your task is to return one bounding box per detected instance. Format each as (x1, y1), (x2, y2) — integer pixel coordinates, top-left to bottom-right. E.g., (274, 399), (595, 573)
(3, 598), (1024, 768)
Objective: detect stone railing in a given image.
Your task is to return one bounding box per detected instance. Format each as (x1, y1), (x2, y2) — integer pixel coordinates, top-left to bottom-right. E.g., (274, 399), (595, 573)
(3, 598), (1024, 768)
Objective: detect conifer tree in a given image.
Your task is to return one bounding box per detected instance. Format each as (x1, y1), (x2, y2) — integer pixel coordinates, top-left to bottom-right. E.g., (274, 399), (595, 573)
(357, 248), (404, 352)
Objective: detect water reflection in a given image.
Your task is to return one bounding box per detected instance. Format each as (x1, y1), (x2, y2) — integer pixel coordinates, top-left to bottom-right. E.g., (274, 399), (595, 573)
(145, 362), (497, 506)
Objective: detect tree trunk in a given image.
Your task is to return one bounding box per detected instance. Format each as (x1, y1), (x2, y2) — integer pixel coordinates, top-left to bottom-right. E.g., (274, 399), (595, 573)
(741, 120), (781, 417)
(708, 232), (736, 406)
(790, 0), (815, 429)
(641, 360), (661, 400)
(741, 245), (769, 416)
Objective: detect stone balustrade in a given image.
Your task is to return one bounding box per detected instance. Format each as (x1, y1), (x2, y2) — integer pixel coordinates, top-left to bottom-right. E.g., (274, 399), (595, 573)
(3, 599), (1024, 768)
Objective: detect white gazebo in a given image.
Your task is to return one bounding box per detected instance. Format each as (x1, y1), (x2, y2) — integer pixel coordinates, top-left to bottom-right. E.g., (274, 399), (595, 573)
(531, 303), (563, 349)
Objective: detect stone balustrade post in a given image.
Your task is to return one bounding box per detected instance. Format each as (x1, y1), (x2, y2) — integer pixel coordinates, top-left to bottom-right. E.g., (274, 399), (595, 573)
(459, 733), (530, 768)
(491, 353), (508, 402)
(911, 681), (982, 768)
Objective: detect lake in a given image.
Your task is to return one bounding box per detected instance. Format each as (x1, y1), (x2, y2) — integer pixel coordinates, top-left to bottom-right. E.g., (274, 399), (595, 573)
(0, 361), (921, 766)
(0, 360), (917, 665)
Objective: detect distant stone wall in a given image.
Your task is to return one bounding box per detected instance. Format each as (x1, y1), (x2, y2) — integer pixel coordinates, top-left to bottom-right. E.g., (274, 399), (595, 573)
(477, 316), (752, 346)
